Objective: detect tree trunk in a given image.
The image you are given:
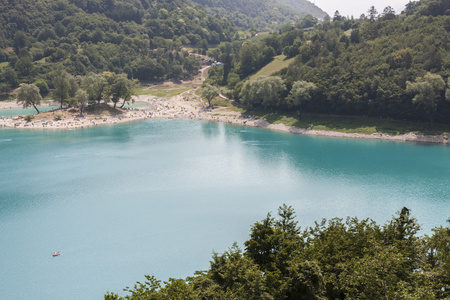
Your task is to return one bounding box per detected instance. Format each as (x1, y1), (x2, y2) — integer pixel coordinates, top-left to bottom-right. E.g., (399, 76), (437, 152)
(32, 102), (40, 114)
(120, 99), (125, 108)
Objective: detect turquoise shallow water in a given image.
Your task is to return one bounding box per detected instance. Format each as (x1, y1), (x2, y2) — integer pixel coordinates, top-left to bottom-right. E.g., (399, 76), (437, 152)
(0, 119), (449, 299)
(0, 105), (59, 118)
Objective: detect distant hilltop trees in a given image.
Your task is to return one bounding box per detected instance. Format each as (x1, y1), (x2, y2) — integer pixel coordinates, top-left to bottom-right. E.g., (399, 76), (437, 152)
(0, 0), (235, 92)
(191, 0), (327, 30)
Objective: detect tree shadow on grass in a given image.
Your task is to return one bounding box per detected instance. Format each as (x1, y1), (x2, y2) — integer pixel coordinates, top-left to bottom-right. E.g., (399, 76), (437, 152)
(84, 104), (127, 117)
(241, 108), (450, 136)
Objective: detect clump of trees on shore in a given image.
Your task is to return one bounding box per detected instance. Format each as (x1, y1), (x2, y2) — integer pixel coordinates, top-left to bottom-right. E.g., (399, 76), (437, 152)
(17, 70), (135, 113)
(105, 205), (450, 299)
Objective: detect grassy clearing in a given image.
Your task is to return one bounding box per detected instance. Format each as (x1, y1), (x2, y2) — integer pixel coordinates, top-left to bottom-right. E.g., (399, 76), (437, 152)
(236, 31), (247, 39)
(35, 57), (49, 64)
(211, 96), (231, 107)
(134, 87), (189, 97)
(249, 32), (271, 42)
(251, 55), (295, 79)
(241, 109), (450, 136)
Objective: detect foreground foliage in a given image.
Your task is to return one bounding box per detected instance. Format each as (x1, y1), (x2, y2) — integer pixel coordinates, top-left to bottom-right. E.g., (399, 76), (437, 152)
(105, 205), (450, 299)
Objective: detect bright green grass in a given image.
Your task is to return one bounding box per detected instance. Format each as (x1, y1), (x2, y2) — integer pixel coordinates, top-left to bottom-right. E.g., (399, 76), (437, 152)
(249, 32), (270, 42)
(134, 88), (189, 97)
(251, 55), (295, 80)
(211, 96), (230, 107)
(35, 57), (48, 64)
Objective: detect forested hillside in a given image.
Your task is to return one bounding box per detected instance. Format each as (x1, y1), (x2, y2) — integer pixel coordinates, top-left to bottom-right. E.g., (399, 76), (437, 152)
(191, 0), (327, 30)
(207, 0), (450, 125)
(105, 205), (450, 299)
(277, 0), (327, 19)
(0, 0), (236, 93)
(281, 0), (450, 123)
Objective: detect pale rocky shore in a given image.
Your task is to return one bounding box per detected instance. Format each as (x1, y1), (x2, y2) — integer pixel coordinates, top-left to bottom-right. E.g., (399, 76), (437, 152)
(1, 94), (449, 145)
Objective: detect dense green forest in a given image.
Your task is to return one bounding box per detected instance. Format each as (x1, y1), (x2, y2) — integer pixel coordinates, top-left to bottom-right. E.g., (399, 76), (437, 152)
(191, 0), (327, 30)
(206, 0), (450, 125)
(105, 205), (450, 299)
(0, 0), (236, 94)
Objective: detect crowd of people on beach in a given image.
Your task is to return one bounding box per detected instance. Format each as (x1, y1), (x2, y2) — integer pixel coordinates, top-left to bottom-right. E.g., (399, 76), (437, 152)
(0, 92), (252, 130)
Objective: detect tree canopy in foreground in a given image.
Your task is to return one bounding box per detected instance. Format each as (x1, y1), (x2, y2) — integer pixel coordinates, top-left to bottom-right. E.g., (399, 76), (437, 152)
(105, 205), (450, 299)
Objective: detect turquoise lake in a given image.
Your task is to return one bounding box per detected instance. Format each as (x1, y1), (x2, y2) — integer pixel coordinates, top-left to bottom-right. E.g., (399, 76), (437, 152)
(0, 118), (449, 299)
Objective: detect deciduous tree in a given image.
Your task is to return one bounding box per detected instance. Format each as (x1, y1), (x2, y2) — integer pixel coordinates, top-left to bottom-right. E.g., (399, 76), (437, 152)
(240, 76), (286, 108)
(289, 80), (317, 117)
(201, 83), (220, 107)
(17, 83), (41, 114)
(406, 72), (446, 125)
(52, 68), (70, 109)
(81, 73), (107, 104)
(103, 72), (134, 109)
(74, 89), (88, 115)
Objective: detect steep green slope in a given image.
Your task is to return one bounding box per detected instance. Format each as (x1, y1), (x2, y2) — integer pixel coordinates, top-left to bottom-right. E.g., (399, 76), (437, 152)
(191, 0), (327, 30)
(276, 0), (328, 19)
(280, 0), (450, 123)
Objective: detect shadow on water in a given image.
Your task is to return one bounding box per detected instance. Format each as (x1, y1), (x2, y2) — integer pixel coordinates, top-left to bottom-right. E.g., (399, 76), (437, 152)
(200, 120), (222, 138)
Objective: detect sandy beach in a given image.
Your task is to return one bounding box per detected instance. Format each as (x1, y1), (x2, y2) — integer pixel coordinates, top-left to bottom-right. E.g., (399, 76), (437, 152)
(0, 96), (157, 129)
(1, 92), (450, 145)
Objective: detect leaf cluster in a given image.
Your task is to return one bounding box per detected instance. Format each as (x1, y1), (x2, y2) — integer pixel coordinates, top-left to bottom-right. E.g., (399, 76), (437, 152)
(108, 205), (450, 299)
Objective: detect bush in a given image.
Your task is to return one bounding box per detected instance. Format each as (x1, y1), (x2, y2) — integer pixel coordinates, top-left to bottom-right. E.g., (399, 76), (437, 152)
(24, 115), (34, 122)
(34, 79), (49, 96)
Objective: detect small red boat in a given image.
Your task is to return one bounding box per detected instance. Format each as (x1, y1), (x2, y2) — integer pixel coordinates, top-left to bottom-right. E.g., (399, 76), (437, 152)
(52, 252), (60, 257)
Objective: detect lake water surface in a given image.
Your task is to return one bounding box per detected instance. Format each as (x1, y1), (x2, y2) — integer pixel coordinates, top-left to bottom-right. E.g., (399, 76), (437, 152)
(0, 119), (449, 299)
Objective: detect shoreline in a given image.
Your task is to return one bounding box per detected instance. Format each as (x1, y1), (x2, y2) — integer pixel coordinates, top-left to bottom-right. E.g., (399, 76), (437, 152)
(1, 95), (450, 145)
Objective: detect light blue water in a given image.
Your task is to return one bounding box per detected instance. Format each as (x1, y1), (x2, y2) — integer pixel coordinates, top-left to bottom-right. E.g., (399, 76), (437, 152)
(0, 119), (449, 299)
(0, 101), (148, 118)
(0, 105), (59, 118)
